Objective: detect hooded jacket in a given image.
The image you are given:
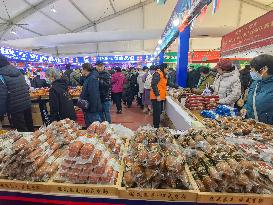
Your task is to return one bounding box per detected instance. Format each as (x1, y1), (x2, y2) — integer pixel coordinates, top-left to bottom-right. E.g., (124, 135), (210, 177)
(112, 72), (126, 93)
(212, 69), (241, 106)
(80, 69), (102, 113)
(0, 64), (31, 115)
(244, 76), (273, 125)
(49, 79), (76, 122)
(99, 70), (111, 102)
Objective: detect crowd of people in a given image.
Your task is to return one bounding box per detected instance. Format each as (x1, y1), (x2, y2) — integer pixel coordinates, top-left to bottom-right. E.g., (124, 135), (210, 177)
(0, 52), (273, 132)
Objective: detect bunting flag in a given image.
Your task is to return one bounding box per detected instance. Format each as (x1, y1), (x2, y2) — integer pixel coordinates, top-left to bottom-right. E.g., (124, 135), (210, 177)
(212, 0), (221, 14)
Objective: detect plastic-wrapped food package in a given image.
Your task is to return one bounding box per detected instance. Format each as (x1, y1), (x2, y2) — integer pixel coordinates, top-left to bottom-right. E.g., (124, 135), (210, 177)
(0, 119), (81, 181)
(123, 126), (191, 190)
(57, 136), (120, 185)
(177, 128), (273, 194)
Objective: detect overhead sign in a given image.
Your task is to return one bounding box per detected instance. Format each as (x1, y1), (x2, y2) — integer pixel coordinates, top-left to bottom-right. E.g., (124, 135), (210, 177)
(64, 55), (152, 64)
(221, 10), (273, 57)
(164, 52), (177, 63)
(0, 46), (63, 64)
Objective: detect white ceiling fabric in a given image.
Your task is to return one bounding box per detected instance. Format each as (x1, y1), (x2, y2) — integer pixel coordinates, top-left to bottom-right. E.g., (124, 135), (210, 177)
(0, 0), (272, 56)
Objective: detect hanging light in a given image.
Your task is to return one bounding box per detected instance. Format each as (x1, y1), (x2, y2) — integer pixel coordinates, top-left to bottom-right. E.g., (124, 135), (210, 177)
(10, 30), (16, 35)
(172, 18), (180, 27)
(50, 4), (57, 13)
(158, 39), (162, 45)
(156, 47), (160, 51)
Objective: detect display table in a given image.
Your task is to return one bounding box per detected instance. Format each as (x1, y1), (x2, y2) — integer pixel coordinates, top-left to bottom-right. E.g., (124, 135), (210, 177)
(165, 96), (197, 130)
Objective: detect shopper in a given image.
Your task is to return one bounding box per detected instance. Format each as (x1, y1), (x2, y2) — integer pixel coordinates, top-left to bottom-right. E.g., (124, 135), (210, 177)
(32, 71), (48, 88)
(150, 64), (168, 128)
(187, 66), (200, 88)
(96, 61), (112, 123)
(193, 66), (215, 94)
(70, 68), (81, 87)
(167, 68), (178, 88)
(20, 69), (31, 88)
(241, 54), (273, 125)
(112, 67), (126, 114)
(143, 65), (156, 114)
(212, 59), (241, 107)
(63, 64), (73, 86)
(46, 68), (76, 122)
(80, 63), (102, 126)
(0, 54), (33, 132)
(126, 68), (138, 108)
(137, 66), (148, 109)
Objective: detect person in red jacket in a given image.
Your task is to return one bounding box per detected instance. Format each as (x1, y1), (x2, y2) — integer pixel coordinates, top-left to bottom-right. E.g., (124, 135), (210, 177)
(111, 67), (126, 114)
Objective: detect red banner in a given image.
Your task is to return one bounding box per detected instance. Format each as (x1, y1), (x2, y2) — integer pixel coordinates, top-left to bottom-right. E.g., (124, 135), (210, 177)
(188, 51), (220, 63)
(221, 10), (273, 56)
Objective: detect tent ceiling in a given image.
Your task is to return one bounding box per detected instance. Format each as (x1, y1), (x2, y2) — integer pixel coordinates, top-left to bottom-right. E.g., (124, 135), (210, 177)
(0, 0), (272, 56)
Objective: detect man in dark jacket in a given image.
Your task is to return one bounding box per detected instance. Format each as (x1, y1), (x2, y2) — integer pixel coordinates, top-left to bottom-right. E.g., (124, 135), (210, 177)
(0, 54), (33, 132)
(63, 64), (73, 86)
(31, 71), (48, 88)
(46, 68), (76, 122)
(126, 68), (138, 108)
(186, 66), (200, 88)
(96, 61), (112, 123)
(80, 63), (102, 126)
(167, 68), (178, 88)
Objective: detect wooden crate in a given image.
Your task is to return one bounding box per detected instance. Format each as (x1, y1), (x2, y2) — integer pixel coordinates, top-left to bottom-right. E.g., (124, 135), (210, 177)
(197, 192), (273, 205)
(0, 179), (49, 193)
(118, 165), (199, 202)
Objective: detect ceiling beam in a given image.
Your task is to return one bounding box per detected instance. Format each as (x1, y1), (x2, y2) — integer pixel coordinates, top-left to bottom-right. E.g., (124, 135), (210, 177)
(239, 0), (272, 11)
(0, 0), (59, 31)
(68, 0), (93, 22)
(109, 0), (117, 13)
(72, 0), (154, 33)
(0, 16), (42, 36)
(22, 0), (72, 32)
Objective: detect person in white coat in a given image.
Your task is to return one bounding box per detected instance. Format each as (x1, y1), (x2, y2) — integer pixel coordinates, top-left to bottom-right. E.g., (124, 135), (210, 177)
(212, 59), (241, 107)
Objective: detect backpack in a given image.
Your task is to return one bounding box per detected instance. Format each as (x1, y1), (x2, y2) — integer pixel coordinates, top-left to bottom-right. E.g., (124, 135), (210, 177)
(144, 72), (153, 89)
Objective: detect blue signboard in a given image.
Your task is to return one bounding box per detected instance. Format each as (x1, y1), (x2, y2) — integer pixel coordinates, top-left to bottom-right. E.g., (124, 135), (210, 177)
(0, 46), (63, 64)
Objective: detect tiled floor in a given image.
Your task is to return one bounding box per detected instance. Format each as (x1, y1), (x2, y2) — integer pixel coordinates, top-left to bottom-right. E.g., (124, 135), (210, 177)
(111, 102), (152, 131)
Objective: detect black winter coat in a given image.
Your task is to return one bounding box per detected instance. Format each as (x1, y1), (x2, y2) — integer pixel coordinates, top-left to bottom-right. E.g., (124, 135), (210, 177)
(0, 65), (31, 114)
(240, 69), (252, 94)
(63, 69), (73, 86)
(80, 70), (102, 113)
(187, 70), (200, 89)
(99, 71), (111, 102)
(31, 76), (48, 88)
(49, 79), (76, 122)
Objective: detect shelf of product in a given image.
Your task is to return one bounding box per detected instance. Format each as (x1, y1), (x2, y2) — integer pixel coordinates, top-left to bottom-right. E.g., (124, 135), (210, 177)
(168, 88), (192, 103)
(30, 86), (82, 100)
(120, 126), (198, 202)
(0, 119), (81, 182)
(185, 95), (219, 111)
(0, 121), (132, 197)
(177, 127), (273, 195)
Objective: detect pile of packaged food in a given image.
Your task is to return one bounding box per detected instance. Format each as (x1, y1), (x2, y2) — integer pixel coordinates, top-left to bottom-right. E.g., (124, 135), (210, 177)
(30, 88), (49, 98)
(0, 119), (81, 182)
(68, 86), (82, 97)
(185, 95), (219, 111)
(168, 88), (192, 103)
(57, 136), (120, 184)
(177, 128), (273, 194)
(123, 126), (192, 190)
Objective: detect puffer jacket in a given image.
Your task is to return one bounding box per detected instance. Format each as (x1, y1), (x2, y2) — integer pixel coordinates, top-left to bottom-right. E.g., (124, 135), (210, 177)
(80, 69), (102, 113)
(212, 69), (241, 106)
(0, 65), (31, 114)
(112, 72), (126, 93)
(244, 76), (273, 125)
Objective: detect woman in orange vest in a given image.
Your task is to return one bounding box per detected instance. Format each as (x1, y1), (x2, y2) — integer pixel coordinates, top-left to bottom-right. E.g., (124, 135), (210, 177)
(150, 64), (168, 128)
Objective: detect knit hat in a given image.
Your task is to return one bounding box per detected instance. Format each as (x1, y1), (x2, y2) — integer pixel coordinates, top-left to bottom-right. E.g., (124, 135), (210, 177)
(215, 59), (233, 71)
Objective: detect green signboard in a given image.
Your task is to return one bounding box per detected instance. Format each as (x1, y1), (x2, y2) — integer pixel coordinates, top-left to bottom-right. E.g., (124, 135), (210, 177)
(164, 52), (177, 63)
